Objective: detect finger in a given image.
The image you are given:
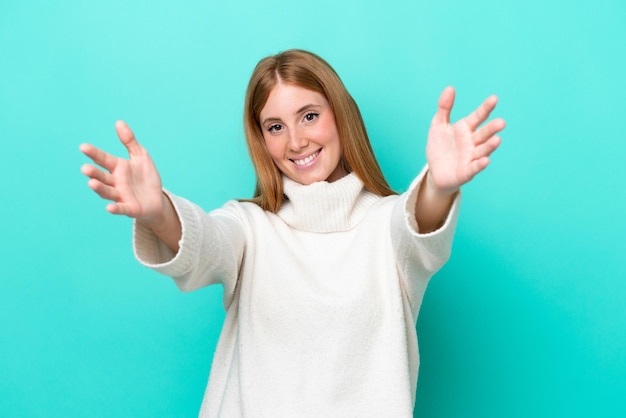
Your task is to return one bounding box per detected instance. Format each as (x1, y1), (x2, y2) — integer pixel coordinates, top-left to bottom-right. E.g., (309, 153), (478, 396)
(87, 178), (122, 202)
(106, 202), (133, 216)
(79, 143), (119, 173)
(81, 163), (114, 186)
(465, 95), (498, 131)
(472, 136), (501, 160)
(473, 118), (506, 145)
(431, 86), (456, 125)
(115, 120), (144, 157)
(468, 156), (491, 178)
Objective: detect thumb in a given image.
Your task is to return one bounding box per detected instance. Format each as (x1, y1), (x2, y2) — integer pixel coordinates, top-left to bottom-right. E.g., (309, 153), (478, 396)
(115, 120), (143, 157)
(432, 86), (455, 126)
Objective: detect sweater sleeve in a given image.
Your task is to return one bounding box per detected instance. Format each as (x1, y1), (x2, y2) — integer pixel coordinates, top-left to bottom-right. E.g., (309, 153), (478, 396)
(133, 191), (245, 306)
(390, 166), (461, 318)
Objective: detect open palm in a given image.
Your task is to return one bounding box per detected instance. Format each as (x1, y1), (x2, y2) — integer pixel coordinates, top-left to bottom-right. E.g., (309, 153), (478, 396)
(80, 121), (166, 225)
(426, 87), (505, 193)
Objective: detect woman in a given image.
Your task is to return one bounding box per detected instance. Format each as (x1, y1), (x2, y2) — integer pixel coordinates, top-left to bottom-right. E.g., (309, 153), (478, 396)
(80, 49), (504, 417)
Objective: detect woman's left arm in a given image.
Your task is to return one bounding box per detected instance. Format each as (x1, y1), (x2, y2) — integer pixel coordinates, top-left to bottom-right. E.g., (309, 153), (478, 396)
(415, 86), (506, 233)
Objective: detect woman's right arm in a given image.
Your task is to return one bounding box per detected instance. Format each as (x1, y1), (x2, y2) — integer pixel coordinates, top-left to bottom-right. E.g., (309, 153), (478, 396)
(80, 120), (182, 253)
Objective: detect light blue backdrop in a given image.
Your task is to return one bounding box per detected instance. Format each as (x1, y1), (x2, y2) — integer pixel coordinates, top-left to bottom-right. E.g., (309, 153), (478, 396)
(1, 0), (624, 416)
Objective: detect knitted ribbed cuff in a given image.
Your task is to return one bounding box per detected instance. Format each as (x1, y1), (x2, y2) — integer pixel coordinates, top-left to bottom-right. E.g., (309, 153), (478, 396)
(132, 190), (202, 278)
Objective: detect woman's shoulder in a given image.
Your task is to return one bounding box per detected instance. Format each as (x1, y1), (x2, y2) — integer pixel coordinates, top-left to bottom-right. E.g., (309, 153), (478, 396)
(212, 199), (279, 225)
(213, 199), (265, 217)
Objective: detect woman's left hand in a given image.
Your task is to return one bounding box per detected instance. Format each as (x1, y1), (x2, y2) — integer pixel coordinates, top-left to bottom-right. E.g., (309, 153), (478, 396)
(426, 86), (506, 194)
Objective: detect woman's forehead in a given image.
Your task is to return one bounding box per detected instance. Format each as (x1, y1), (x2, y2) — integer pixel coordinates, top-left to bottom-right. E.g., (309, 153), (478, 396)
(260, 83), (329, 119)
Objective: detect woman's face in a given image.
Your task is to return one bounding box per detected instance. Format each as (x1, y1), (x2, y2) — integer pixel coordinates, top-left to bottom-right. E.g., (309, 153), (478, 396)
(259, 83), (346, 185)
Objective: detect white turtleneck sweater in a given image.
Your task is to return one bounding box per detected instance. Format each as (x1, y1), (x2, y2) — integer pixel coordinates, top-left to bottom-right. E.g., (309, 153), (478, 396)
(133, 167), (460, 418)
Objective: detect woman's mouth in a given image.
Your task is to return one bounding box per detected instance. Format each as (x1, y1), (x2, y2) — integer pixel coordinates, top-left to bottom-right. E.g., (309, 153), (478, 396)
(291, 149), (321, 167)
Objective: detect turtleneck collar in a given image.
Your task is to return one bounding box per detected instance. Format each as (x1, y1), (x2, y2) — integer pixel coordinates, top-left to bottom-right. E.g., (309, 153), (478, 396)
(277, 173), (380, 233)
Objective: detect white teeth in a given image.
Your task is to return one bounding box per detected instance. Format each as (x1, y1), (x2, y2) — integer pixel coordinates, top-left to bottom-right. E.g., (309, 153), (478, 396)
(293, 150), (320, 166)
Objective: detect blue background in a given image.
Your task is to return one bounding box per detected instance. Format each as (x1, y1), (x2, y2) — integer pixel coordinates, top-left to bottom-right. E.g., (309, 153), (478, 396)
(1, 0), (624, 416)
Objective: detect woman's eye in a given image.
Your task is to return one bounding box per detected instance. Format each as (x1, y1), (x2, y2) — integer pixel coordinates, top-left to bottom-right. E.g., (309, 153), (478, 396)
(304, 112), (319, 122)
(268, 124), (283, 133)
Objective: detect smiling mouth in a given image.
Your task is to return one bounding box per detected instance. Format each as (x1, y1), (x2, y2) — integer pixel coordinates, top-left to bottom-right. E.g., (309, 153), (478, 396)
(291, 149), (321, 166)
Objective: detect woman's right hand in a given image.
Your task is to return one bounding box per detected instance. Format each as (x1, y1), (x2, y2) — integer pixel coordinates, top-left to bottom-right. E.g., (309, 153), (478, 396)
(80, 120), (168, 227)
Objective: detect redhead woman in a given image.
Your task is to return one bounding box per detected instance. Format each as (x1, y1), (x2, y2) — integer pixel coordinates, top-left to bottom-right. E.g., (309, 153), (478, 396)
(80, 49), (505, 417)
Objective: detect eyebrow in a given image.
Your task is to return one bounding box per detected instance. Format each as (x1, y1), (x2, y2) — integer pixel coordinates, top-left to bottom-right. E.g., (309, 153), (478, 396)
(261, 103), (323, 126)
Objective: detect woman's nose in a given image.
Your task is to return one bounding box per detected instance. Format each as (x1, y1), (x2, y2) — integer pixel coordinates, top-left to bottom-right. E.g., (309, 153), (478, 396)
(288, 129), (308, 151)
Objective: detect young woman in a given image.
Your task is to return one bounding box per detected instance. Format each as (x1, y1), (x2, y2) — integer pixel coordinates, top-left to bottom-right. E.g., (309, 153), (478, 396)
(80, 49), (504, 417)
